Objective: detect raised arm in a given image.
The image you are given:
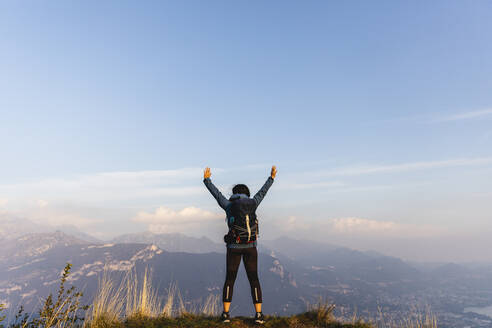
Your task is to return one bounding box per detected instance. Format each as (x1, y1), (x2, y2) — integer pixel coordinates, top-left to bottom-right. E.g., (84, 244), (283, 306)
(253, 166), (276, 206)
(203, 167), (230, 210)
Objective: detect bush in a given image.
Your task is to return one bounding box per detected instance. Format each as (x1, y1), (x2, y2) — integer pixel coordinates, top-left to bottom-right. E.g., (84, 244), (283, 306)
(8, 263), (88, 328)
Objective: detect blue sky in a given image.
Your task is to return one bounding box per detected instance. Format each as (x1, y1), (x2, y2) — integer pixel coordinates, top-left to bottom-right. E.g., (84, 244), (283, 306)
(1, 1), (492, 261)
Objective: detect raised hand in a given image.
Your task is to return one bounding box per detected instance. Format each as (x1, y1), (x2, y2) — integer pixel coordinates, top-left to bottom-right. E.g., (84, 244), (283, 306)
(271, 165), (277, 179)
(204, 167), (212, 179)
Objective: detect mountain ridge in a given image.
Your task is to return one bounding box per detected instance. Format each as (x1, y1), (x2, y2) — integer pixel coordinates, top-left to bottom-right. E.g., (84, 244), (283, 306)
(111, 231), (224, 253)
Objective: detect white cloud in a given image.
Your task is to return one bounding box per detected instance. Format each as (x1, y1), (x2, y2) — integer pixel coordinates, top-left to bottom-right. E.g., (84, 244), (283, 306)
(440, 108), (492, 121)
(328, 217), (442, 237)
(0, 168), (207, 205)
(0, 198), (7, 207)
(3, 158), (489, 208)
(14, 167), (203, 191)
(281, 216), (312, 232)
(0, 166), (258, 238)
(0, 160), (489, 246)
(310, 157), (492, 178)
(273, 216), (442, 239)
(133, 206), (222, 234)
(37, 199), (48, 208)
(96, 167), (204, 183)
(331, 217), (397, 233)
(267, 216), (454, 260)
(26, 210), (103, 228)
(277, 181), (346, 190)
(0, 165), (269, 206)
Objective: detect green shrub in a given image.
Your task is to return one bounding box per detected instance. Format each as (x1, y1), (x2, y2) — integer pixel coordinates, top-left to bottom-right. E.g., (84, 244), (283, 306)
(34, 263), (88, 327)
(0, 303), (6, 328)
(9, 263), (88, 328)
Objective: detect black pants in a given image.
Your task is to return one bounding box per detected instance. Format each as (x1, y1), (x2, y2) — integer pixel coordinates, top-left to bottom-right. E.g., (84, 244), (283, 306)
(223, 246), (262, 304)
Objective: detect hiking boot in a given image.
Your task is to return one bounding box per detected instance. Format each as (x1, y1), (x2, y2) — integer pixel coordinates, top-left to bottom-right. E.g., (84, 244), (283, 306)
(220, 311), (231, 323)
(254, 312), (265, 324)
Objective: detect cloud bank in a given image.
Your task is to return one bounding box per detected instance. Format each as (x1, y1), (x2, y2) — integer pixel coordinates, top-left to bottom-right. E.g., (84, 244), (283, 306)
(274, 216), (441, 239)
(1, 157), (491, 261)
(133, 206), (222, 234)
(268, 216), (492, 262)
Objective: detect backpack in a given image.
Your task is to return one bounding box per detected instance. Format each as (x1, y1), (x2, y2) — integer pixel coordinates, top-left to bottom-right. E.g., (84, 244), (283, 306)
(225, 198), (259, 244)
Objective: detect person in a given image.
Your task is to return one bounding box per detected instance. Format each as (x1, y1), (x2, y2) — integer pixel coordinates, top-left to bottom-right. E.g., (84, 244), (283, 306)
(203, 166), (277, 324)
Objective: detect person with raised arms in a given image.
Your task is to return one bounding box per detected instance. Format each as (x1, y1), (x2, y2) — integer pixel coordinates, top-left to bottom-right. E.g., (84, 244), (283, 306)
(203, 166), (277, 324)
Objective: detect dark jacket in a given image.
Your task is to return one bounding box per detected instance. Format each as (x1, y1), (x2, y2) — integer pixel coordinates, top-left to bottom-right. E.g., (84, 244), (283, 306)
(203, 176), (274, 248)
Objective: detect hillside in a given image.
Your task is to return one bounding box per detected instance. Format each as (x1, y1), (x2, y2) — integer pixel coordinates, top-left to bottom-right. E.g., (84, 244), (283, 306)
(1, 231), (491, 327)
(0, 234), (301, 319)
(0, 262), (377, 328)
(0, 262), (437, 328)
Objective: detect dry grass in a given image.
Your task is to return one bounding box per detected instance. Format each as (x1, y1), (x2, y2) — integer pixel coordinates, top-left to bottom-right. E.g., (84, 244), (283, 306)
(125, 268), (162, 318)
(305, 297), (336, 325)
(200, 293), (221, 316)
(396, 311), (438, 328)
(5, 263), (439, 328)
(375, 306), (438, 328)
(84, 269), (126, 328)
(161, 282), (187, 318)
(83, 267), (213, 327)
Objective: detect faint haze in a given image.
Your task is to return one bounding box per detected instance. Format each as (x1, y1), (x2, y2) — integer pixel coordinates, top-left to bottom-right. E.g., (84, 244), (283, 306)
(1, 161), (492, 262)
(1, 1), (492, 262)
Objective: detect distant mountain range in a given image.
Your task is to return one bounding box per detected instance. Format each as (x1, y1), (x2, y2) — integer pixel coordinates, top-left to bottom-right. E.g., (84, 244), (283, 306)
(0, 214), (51, 240)
(1, 230), (88, 263)
(111, 231), (224, 253)
(0, 231), (300, 319)
(0, 213), (102, 243)
(1, 226), (492, 327)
